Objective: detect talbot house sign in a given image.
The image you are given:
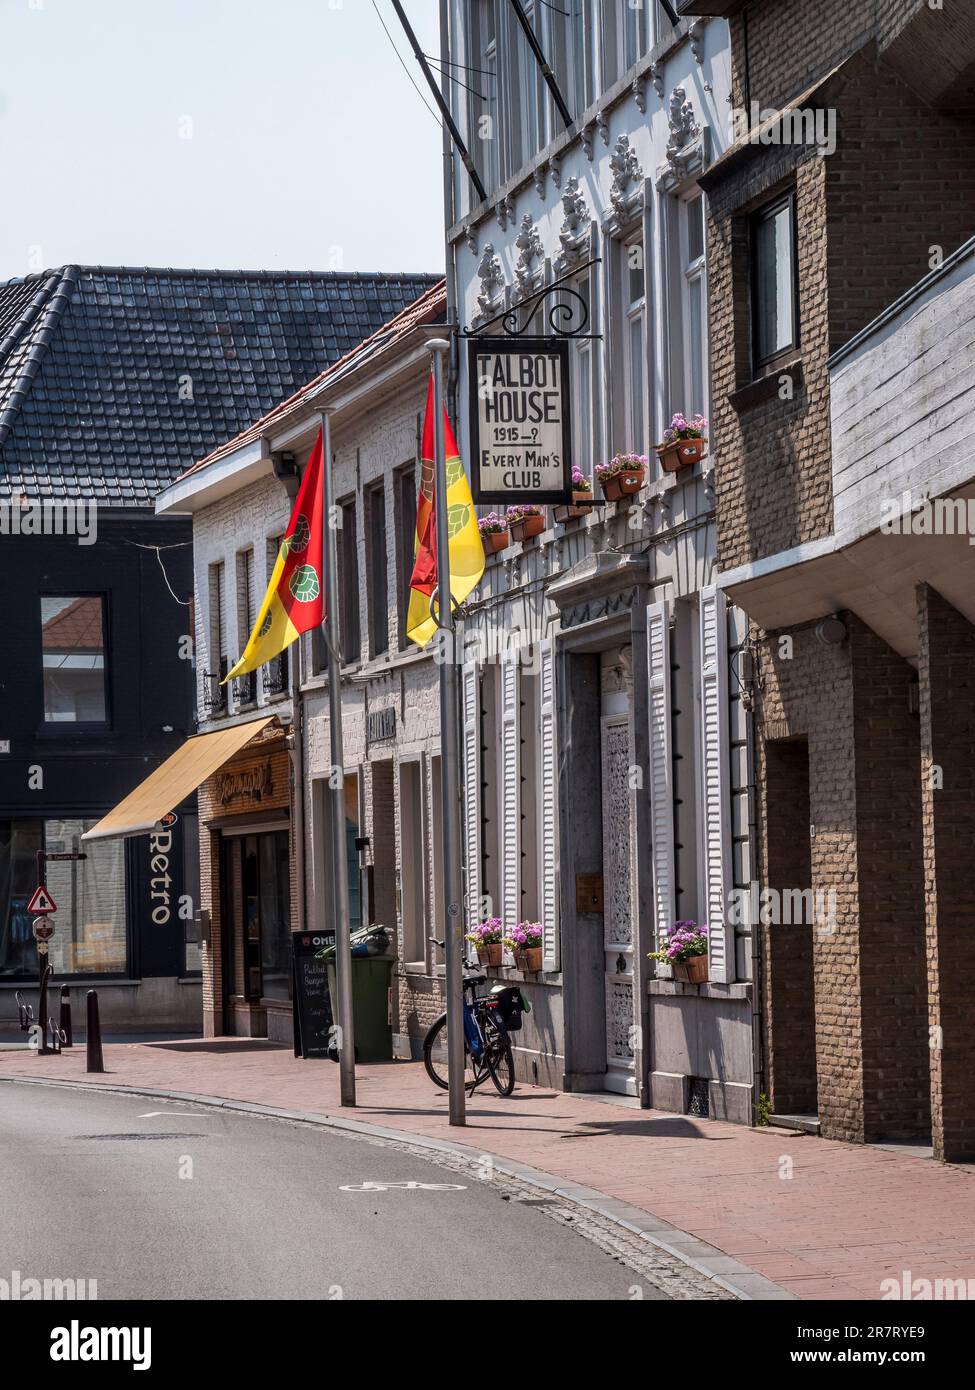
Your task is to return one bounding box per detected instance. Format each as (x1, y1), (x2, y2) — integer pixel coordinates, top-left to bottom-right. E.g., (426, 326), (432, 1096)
(468, 337), (572, 504)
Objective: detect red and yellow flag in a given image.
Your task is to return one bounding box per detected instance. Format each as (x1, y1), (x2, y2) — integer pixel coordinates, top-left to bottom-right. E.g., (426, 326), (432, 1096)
(224, 431), (325, 680)
(407, 375), (484, 647)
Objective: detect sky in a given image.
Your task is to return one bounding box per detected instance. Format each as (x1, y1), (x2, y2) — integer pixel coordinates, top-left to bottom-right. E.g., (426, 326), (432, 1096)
(0, 0), (446, 279)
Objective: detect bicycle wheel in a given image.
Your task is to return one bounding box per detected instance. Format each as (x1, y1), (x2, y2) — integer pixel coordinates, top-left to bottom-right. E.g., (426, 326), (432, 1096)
(422, 1014), (481, 1092)
(482, 1012), (515, 1096)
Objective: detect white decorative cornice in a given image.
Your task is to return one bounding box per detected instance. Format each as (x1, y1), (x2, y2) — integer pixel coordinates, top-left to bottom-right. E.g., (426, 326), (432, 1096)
(632, 76), (647, 114)
(689, 19), (706, 65)
(533, 164), (548, 198)
(581, 121), (595, 161)
(648, 62), (665, 99)
(514, 213), (544, 295)
(657, 86), (709, 193)
(597, 111), (611, 146)
(549, 156), (562, 190)
(464, 226), (478, 256)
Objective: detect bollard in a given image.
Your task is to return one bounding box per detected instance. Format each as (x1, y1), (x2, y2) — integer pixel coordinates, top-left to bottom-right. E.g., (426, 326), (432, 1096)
(86, 990), (104, 1074)
(37, 963), (51, 1056)
(60, 985), (73, 1048)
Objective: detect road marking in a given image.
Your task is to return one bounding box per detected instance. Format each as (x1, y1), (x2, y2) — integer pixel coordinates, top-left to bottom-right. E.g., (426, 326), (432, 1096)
(138, 1111), (203, 1118)
(339, 1181), (467, 1192)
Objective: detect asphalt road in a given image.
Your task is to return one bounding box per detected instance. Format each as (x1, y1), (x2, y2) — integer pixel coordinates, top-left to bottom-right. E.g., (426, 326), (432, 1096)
(0, 1081), (666, 1300)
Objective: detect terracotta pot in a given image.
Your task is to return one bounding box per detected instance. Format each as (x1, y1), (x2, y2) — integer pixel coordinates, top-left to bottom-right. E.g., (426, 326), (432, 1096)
(599, 467), (645, 502)
(520, 946), (543, 973)
(509, 513), (545, 542)
(672, 955), (708, 984)
(657, 437), (706, 473)
(477, 943), (503, 967)
(482, 529), (510, 554)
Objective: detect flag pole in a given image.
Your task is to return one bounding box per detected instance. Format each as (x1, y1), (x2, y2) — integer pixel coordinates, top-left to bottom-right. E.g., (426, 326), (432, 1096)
(427, 339), (466, 1127)
(319, 409), (356, 1107)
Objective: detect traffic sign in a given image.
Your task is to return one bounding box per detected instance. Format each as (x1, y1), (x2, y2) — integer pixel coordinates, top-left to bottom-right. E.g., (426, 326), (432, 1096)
(32, 920), (55, 942)
(27, 885), (57, 915)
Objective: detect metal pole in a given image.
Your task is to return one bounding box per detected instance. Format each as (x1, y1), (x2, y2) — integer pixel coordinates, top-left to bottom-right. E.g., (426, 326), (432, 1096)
(389, 0), (489, 206)
(320, 411), (356, 1107)
(428, 339), (466, 1127)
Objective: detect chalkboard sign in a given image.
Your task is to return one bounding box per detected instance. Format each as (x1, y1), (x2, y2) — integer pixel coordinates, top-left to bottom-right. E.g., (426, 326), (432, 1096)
(292, 931), (335, 1059)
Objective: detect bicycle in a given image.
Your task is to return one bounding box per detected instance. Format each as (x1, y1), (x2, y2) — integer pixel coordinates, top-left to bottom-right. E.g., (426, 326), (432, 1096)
(422, 939), (516, 1097)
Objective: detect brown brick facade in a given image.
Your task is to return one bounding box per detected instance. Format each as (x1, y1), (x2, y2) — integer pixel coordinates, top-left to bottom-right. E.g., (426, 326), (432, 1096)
(917, 586), (975, 1162)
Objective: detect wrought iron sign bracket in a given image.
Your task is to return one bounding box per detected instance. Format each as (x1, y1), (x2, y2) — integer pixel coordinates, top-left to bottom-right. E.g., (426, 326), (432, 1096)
(463, 258), (603, 340)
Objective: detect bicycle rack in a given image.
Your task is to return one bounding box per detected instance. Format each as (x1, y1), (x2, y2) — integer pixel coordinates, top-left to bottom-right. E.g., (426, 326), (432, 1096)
(48, 1018), (66, 1055)
(15, 991), (34, 1033)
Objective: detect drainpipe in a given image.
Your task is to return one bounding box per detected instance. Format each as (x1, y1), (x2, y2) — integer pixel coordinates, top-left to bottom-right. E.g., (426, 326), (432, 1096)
(273, 445), (306, 934)
(440, 0), (459, 417)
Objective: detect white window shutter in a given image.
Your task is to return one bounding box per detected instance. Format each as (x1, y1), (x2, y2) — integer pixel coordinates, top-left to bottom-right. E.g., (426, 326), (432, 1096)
(538, 639), (559, 971)
(461, 661), (482, 936)
(699, 585), (734, 982)
(646, 601), (675, 953)
(500, 651), (521, 931)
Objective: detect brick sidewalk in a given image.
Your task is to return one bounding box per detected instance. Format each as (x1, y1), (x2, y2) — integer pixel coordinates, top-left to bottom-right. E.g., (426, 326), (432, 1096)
(3, 1040), (973, 1300)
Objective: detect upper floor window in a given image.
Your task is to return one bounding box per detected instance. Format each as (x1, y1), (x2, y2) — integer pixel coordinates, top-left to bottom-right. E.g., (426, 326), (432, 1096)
(470, 0), (499, 192)
(512, 1), (543, 170)
(622, 235), (648, 455)
(366, 483), (389, 658)
(752, 192), (798, 367)
(264, 536), (290, 698)
(206, 561), (227, 716)
(396, 465), (418, 650)
(568, 271), (594, 481)
(677, 192), (708, 418)
(338, 498), (361, 666)
(234, 548), (256, 706)
(622, 0), (651, 72)
(40, 595), (108, 724)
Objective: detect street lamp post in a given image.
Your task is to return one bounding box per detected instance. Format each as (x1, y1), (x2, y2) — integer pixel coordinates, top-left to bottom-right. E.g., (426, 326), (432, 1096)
(427, 338), (466, 1128)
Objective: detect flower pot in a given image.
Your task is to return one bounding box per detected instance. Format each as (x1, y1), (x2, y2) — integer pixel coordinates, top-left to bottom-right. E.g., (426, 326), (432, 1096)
(657, 438), (705, 473)
(519, 946), (542, 973)
(599, 468), (645, 502)
(476, 943), (503, 967)
(672, 955), (708, 984)
(482, 530), (510, 554)
(509, 514), (545, 542)
(554, 491), (594, 523)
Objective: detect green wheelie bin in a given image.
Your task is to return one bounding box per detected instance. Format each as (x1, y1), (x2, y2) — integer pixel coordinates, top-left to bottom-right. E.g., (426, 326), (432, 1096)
(322, 925), (395, 1062)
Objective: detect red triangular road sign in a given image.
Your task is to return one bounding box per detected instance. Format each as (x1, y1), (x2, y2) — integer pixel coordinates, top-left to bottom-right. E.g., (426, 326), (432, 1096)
(27, 885), (57, 914)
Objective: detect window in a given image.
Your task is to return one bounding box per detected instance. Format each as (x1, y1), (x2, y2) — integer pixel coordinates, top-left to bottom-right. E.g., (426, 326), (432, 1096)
(678, 193), (708, 418)
(337, 499), (361, 665)
(566, 0), (595, 116)
(234, 549), (256, 705)
(0, 819), (127, 977)
(622, 235), (648, 455)
(397, 466), (418, 649)
(569, 271), (594, 481)
(366, 483), (389, 658)
(621, 0), (650, 73)
(264, 536), (290, 697)
(752, 193), (797, 366)
(513, 0), (542, 170)
(471, 0), (499, 192)
(398, 759), (425, 966)
(40, 595), (107, 724)
(206, 562), (227, 715)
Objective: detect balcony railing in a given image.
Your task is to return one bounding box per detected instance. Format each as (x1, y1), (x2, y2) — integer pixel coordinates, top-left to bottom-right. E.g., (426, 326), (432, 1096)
(201, 659), (229, 716)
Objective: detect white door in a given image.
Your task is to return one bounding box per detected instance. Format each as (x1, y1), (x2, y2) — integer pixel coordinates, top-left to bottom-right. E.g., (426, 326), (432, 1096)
(600, 713), (637, 1095)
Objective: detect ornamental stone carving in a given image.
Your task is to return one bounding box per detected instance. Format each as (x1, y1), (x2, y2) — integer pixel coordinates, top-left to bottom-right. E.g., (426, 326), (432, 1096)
(476, 243), (505, 318)
(556, 175), (590, 271)
(514, 213), (544, 295)
(606, 133), (644, 228)
(657, 86), (709, 192)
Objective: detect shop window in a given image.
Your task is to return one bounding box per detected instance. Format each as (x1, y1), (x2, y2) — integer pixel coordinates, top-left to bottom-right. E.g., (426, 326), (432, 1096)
(258, 830), (292, 1002)
(0, 819), (127, 977)
(0, 821), (42, 977)
(366, 483), (389, 658)
(40, 595), (107, 724)
(752, 192), (798, 366)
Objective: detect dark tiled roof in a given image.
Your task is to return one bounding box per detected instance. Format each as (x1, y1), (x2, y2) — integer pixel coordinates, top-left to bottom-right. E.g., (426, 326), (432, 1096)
(0, 265), (440, 506)
(180, 279), (448, 480)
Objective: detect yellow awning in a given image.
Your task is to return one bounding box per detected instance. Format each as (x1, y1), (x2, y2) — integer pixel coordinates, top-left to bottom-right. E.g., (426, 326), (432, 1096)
(82, 715), (278, 841)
